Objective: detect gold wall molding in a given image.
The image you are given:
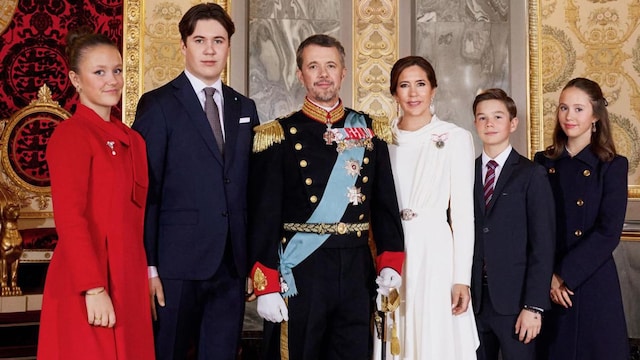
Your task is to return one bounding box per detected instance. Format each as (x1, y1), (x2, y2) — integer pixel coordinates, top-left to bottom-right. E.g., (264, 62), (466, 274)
(529, 0), (640, 198)
(352, 0), (398, 120)
(123, 0), (229, 126)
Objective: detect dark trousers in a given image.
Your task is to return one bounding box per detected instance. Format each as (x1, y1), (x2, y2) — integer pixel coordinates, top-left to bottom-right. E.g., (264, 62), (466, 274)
(476, 284), (536, 360)
(154, 252), (245, 360)
(262, 246), (375, 360)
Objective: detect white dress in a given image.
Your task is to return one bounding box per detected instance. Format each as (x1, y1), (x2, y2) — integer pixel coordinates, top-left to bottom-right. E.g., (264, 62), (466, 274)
(374, 115), (479, 360)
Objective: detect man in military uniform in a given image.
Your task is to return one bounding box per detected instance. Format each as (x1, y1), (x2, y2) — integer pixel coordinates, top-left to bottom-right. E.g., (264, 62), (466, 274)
(248, 34), (405, 360)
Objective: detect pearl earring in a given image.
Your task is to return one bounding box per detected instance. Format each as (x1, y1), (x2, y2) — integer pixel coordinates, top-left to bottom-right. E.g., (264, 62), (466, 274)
(429, 99), (435, 115)
(592, 122), (596, 133)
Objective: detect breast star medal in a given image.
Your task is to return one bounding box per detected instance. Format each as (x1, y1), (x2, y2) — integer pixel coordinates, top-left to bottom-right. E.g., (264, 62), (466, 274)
(344, 159), (362, 177)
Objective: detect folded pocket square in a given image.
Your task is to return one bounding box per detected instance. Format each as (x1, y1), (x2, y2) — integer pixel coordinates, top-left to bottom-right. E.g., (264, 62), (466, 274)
(239, 117), (251, 124)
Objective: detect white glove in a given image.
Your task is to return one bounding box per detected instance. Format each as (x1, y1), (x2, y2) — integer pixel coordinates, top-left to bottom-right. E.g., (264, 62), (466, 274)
(376, 267), (402, 296)
(257, 292), (289, 323)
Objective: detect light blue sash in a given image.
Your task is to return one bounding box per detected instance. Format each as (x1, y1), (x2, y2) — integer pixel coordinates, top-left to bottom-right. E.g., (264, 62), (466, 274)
(279, 112), (367, 297)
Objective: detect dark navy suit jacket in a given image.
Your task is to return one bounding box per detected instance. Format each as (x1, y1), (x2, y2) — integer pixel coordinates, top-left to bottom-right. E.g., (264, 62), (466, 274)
(133, 72), (260, 280)
(471, 148), (555, 315)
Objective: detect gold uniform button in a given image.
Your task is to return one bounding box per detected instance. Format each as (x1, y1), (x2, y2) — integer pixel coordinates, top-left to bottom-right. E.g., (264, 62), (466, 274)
(583, 169), (591, 177)
(359, 214), (364, 220)
(310, 195), (318, 203)
(574, 229), (583, 237)
(576, 199), (584, 206)
(357, 231), (362, 237)
(295, 143), (302, 150)
(305, 178), (313, 185)
(548, 168), (556, 174)
(361, 195), (366, 202)
(363, 157), (370, 164)
(300, 160), (308, 167)
(362, 176), (369, 183)
(281, 237), (287, 244)
(289, 127), (297, 134)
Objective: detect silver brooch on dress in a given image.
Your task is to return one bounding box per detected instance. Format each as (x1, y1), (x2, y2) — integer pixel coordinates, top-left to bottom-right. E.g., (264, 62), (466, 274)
(431, 133), (449, 149)
(106, 141), (116, 155)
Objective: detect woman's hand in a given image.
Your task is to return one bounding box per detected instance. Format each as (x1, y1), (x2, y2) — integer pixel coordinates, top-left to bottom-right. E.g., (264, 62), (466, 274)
(85, 287), (116, 327)
(550, 273), (574, 308)
(451, 284), (471, 315)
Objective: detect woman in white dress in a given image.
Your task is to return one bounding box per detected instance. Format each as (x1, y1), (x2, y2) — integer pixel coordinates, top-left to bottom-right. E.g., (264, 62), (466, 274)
(374, 56), (479, 359)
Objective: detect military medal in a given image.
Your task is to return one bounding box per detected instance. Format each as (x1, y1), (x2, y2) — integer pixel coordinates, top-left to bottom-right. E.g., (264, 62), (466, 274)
(431, 133), (448, 149)
(106, 141), (116, 155)
(344, 159), (362, 177)
(347, 186), (363, 205)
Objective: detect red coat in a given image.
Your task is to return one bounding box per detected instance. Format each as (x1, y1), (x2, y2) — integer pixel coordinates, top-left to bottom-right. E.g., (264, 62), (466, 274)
(38, 104), (154, 359)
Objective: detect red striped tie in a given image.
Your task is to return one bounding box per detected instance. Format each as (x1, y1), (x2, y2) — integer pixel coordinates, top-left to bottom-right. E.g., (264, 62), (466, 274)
(484, 160), (498, 208)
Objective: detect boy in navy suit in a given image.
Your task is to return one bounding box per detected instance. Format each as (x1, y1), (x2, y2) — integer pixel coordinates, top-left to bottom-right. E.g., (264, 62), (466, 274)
(470, 88), (555, 360)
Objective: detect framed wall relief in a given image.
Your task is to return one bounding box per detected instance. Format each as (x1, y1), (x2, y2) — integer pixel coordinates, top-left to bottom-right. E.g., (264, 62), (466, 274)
(122, 0), (229, 126)
(528, 0), (640, 198)
(0, 84), (70, 218)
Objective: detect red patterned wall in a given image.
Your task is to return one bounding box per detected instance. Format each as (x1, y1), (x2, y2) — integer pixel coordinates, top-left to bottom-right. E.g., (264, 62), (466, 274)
(0, 0), (123, 120)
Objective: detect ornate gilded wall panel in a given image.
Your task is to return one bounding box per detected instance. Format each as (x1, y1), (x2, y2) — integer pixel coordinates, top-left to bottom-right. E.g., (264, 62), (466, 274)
(530, 0), (640, 197)
(352, 0), (397, 119)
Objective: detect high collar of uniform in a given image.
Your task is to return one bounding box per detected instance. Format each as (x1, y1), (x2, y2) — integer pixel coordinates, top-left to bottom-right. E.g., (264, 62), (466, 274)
(302, 97), (345, 125)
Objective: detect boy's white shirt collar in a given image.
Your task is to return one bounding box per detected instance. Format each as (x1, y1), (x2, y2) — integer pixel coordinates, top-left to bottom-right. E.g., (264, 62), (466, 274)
(481, 145), (512, 183)
(184, 70), (224, 106)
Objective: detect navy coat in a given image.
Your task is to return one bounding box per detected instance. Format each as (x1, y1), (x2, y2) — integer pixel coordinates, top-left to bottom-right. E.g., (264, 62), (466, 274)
(534, 147), (629, 360)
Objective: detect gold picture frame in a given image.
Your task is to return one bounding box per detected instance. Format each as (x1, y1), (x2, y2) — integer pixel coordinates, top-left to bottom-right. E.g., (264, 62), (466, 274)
(527, 0), (640, 199)
(122, 0), (230, 126)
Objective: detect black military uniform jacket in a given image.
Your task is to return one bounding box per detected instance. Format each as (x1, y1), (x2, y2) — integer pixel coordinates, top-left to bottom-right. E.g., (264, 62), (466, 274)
(248, 98), (404, 295)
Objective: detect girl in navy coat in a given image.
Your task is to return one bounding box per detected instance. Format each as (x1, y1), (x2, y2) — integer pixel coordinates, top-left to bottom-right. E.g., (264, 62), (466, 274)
(534, 77), (629, 360)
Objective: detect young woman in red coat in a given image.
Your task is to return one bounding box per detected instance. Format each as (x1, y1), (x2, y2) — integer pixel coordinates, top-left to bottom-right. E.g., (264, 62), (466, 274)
(37, 28), (155, 359)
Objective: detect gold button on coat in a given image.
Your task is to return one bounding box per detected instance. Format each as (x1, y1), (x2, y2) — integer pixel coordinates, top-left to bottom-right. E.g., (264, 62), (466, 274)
(295, 143), (302, 150)
(359, 214), (364, 220)
(361, 195), (367, 202)
(310, 195), (318, 203)
(362, 176), (369, 183)
(289, 127), (297, 134)
(305, 178), (313, 185)
(583, 169), (591, 176)
(363, 157), (370, 164)
(574, 229), (583, 237)
(281, 237), (287, 244)
(576, 199), (584, 206)
(300, 160), (307, 167)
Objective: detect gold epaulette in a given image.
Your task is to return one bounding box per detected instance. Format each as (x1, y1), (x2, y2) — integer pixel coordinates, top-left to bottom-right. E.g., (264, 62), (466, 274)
(253, 119), (285, 153)
(371, 115), (393, 144)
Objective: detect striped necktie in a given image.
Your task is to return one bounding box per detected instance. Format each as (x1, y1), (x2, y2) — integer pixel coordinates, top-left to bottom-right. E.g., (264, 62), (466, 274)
(484, 160), (498, 208)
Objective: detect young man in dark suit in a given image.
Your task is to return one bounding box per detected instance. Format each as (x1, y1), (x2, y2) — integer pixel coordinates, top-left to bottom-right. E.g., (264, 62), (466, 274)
(132, 4), (260, 359)
(471, 88), (555, 360)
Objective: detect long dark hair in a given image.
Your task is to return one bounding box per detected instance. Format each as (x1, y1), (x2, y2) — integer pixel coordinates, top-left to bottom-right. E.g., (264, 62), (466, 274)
(544, 77), (617, 161)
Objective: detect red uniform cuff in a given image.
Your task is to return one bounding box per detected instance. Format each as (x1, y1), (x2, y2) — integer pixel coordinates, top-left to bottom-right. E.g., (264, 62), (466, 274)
(376, 251), (405, 275)
(250, 262), (280, 296)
